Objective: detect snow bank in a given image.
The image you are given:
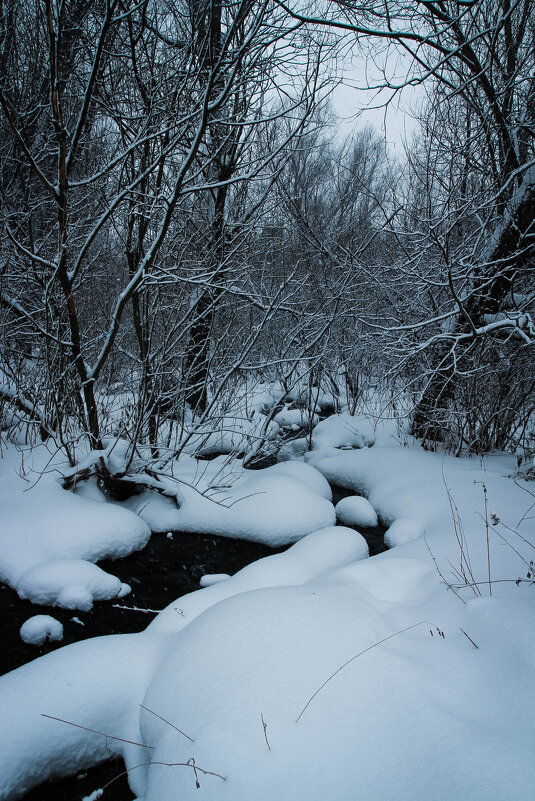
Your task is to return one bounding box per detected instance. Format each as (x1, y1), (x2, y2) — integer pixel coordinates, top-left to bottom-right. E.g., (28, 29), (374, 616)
(306, 444), (534, 588)
(124, 462), (335, 545)
(0, 444), (150, 609)
(140, 576), (535, 801)
(312, 413), (375, 449)
(17, 559), (131, 610)
(0, 632), (165, 801)
(20, 615), (63, 646)
(0, 525), (369, 800)
(2, 429), (535, 801)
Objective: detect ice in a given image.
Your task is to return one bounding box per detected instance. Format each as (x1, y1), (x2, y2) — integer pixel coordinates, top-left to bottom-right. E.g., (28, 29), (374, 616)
(335, 495), (378, 527)
(20, 615), (64, 646)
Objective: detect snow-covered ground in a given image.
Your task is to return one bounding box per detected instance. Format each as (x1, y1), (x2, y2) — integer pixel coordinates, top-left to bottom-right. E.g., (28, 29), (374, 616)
(0, 413), (534, 800)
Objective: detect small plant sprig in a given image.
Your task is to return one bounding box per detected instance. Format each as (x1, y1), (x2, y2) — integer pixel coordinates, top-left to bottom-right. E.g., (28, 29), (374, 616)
(41, 707), (226, 793)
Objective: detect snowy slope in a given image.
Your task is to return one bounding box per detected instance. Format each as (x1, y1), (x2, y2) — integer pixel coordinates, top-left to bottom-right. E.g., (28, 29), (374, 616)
(0, 416), (534, 800)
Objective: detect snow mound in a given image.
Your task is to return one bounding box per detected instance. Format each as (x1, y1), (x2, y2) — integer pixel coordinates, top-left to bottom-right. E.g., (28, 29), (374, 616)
(384, 517), (426, 547)
(148, 526), (369, 635)
(312, 413), (375, 450)
(182, 414), (279, 458)
(126, 463), (335, 546)
(335, 495), (378, 528)
(261, 461), (332, 500)
(0, 632), (163, 801)
(276, 436), (309, 462)
(20, 615), (64, 646)
(0, 444), (150, 604)
(200, 574), (230, 587)
(273, 406), (318, 430)
(140, 581), (535, 801)
(17, 559), (131, 611)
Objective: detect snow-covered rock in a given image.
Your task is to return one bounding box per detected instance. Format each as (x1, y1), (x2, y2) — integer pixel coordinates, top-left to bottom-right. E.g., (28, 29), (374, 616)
(0, 443), (150, 607)
(17, 559), (131, 611)
(335, 496), (378, 528)
(20, 615), (64, 646)
(124, 462), (335, 546)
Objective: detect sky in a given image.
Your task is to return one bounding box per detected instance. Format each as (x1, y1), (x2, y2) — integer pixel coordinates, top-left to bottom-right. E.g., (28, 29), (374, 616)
(329, 41), (424, 152)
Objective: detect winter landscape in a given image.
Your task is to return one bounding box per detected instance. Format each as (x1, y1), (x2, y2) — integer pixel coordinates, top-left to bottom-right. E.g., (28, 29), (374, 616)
(1, 2), (534, 800)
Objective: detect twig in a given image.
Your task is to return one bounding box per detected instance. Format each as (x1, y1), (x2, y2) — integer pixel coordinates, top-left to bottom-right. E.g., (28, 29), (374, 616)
(149, 758), (226, 785)
(41, 714), (153, 749)
(424, 534), (466, 604)
(295, 620), (434, 724)
(459, 628), (479, 648)
(261, 713), (271, 751)
(140, 705), (195, 743)
(112, 604), (161, 613)
(475, 481), (492, 596)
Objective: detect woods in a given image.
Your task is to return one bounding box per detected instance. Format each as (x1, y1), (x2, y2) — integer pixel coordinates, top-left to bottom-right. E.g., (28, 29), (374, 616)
(1, 0), (533, 467)
(1, 6), (535, 801)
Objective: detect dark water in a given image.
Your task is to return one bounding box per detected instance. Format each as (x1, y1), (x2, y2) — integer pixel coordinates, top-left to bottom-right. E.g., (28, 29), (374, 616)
(2, 483), (386, 800)
(330, 483), (388, 556)
(0, 531), (282, 801)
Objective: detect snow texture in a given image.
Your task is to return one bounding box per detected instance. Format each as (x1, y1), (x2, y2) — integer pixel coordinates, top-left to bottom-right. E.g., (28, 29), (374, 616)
(199, 573), (230, 587)
(0, 444), (150, 609)
(312, 413), (375, 449)
(18, 560), (131, 611)
(19, 615), (63, 646)
(1, 423), (535, 801)
(124, 461), (335, 545)
(335, 495), (378, 528)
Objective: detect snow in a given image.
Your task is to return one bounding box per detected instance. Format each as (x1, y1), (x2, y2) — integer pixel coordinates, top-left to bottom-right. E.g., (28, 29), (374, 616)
(20, 615), (63, 646)
(199, 573), (230, 587)
(0, 443), (150, 609)
(312, 412), (375, 449)
(335, 495), (378, 527)
(1, 417), (535, 801)
(123, 461), (335, 545)
(82, 790), (103, 801)
(181, 413), (279, 458)
(273, 406), (318, 430)
(17, 559), (131, 611)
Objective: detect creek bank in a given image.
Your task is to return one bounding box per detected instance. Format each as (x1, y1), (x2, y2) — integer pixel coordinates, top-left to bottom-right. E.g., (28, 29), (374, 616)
(0, 531), (282, 677)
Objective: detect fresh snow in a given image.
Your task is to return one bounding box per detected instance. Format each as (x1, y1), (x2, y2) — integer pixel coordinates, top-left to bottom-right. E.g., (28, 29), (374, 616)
(0, 443), (150, 608)
(123, 461), (335, 545)
(1, 413), (534, 801)
(17, 559), (131, 611)
(199, 573), (230, 587)
(312, 412), (376, 449)
(19, 615), (63, 646)
(335, 495), (378, 527)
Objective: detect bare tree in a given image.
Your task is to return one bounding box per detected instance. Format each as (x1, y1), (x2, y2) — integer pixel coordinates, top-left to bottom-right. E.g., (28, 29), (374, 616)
(0, 0), (325, 473)
(276, 0), (535, 451)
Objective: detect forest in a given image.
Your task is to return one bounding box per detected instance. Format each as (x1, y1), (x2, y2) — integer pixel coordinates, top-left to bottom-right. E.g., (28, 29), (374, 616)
(0, 2), (534, 800)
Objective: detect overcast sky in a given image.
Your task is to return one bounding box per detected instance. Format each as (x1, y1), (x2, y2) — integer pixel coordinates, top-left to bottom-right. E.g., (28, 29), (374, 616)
(329, 44), (424, 151)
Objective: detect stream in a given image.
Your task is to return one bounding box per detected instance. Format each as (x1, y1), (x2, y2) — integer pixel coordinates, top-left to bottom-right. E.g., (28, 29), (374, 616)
(1, 483), (387, 800)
